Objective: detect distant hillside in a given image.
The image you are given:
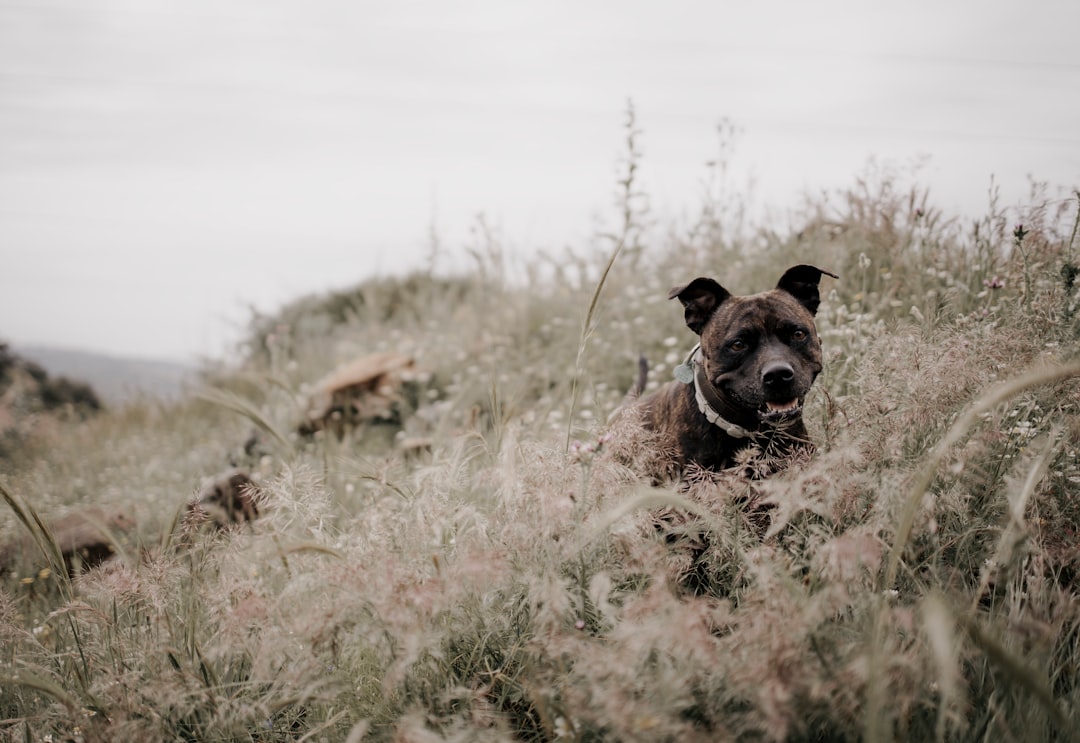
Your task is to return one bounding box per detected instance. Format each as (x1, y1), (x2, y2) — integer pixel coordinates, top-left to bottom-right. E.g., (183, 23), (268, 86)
(16, 345), (195, 405)
(1, 342), (103, 461)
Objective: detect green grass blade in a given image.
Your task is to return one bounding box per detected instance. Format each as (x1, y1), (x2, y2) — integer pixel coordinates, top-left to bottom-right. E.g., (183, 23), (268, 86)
(0, 480), (72, 598)
(0, 671), (80, 713)
(959, 615), (1069, 732)
(196, 387), (294, 452)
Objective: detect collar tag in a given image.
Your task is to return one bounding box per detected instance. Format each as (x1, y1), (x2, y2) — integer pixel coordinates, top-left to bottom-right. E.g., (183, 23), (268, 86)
(673, 363), (694, 384)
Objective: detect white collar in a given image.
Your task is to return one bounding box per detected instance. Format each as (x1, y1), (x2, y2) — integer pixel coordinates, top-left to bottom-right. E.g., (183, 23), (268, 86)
(685, 345), (754, 439)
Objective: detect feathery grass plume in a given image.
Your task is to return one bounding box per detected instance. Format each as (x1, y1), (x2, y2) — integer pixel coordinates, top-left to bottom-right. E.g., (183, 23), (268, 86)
(195, 386), (294, 453)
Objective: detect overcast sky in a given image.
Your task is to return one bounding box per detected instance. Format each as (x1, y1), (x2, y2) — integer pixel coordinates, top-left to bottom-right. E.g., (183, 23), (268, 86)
(2, 0), (1078, 362)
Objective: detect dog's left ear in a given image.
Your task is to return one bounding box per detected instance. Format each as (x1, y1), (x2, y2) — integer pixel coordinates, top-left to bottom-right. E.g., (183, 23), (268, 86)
(776, 265), (838, 316)
(669, 278), (731, 334)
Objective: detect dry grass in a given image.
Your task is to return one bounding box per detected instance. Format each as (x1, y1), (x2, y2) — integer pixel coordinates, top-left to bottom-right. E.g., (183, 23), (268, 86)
(2, 141), (1080, 741)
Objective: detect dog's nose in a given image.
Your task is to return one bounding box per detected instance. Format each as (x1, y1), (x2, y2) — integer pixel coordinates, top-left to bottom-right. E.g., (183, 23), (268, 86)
(762, 362), (795, 387)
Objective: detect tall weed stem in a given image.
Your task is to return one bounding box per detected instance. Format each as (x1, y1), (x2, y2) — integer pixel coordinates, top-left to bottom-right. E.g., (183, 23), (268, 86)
(565, 100), (644, 450)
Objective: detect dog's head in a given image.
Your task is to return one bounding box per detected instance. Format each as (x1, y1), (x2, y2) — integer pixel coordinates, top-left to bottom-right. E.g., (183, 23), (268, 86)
(669, 265), (837, 428)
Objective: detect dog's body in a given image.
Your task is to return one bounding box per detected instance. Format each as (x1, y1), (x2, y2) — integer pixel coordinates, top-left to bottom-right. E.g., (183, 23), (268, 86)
(635, 265), (836, 476)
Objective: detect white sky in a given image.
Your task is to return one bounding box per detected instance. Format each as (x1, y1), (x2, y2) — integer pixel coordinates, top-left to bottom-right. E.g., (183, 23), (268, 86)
(2, 0), (1079, 361)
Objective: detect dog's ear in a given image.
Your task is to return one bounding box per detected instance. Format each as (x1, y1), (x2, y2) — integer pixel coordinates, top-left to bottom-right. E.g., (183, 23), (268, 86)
(669, 278), (731, 334)
(776, 265), (838, 316)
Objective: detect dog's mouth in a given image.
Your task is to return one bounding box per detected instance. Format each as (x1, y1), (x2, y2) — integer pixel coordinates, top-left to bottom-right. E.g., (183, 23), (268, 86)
(759, 398), (803, 422)
(720, 384), (805, 425)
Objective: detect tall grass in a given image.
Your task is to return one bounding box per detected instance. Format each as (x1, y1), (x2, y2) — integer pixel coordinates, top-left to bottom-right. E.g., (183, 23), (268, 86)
(566, 100), (647, 450)
(2, 135), (1080, 741)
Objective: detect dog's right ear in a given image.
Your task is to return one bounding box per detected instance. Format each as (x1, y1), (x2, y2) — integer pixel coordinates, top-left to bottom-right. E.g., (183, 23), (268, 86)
(669, 278), (731, 335)
(776, 265), (838, 316)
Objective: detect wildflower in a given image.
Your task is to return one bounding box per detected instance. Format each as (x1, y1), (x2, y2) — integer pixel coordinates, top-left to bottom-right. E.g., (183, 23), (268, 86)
(569, 440), (595, 464)
(574, 619), (586, 630)
(1013, 223), (1028, 242)
(1010, 420), (1036, 438)
(570, 433), (611, 464)
(983, 276), (1005, 289)
(554, 716), (572, 737)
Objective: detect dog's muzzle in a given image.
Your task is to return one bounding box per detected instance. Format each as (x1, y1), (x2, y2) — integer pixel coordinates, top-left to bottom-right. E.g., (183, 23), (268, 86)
(678, 345), (804, 436)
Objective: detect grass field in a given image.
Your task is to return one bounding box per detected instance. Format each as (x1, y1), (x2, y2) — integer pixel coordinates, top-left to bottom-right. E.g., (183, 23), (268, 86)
(3, 135), (1080, 741)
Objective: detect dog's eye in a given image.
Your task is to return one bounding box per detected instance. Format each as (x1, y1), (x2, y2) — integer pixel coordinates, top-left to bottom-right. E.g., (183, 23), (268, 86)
(791, 329), (808, 341)
(729, 339), (748, 352)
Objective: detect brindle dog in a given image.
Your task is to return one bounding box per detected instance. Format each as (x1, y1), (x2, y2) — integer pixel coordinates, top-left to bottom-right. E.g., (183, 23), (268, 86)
(638, 264), (837, 475)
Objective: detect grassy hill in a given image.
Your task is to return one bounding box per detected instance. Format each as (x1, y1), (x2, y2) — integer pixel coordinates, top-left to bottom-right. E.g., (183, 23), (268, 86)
(2, 155), (1080, 741)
